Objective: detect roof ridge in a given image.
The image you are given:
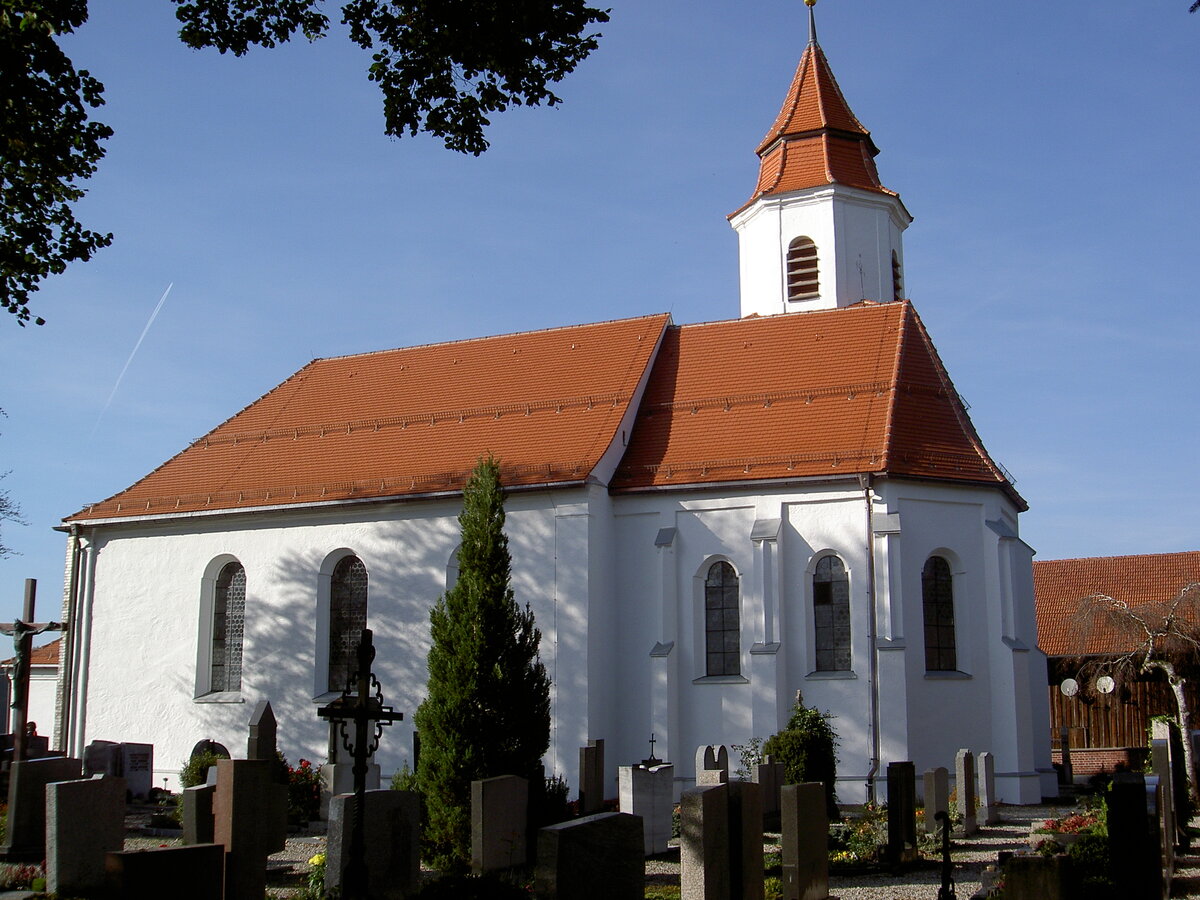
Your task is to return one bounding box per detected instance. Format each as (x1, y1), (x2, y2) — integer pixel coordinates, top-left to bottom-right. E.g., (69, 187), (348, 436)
(1035, 551), (1200, 566)
(316, 312), (673, 363)
(879, 300), (910, 471)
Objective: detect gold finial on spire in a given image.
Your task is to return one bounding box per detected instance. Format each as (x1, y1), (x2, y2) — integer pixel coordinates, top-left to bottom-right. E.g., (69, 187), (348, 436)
(805, 0), (818, 45)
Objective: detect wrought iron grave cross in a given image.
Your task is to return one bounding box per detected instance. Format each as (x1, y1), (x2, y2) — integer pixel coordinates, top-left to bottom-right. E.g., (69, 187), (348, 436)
(316, 628), (403, 900)
(0, 580), (61, 764)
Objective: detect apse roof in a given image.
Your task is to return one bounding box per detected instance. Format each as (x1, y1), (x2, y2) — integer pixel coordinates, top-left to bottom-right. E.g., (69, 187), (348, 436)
(1034, 552), (1200, 658)
(66, 303), (1019, 524)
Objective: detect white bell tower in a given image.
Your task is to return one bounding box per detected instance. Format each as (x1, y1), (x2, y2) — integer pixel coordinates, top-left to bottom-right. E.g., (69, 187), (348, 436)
(729, 3), (912, 317)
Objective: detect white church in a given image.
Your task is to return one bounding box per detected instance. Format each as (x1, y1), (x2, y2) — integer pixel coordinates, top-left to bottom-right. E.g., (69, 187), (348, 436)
(53, 14), (1054, 804)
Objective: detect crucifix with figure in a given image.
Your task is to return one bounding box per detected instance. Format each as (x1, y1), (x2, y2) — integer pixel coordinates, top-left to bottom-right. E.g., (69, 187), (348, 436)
(0, 580), (62, 764)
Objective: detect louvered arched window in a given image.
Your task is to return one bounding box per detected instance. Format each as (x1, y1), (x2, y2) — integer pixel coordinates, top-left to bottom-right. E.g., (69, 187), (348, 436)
(786, 237), (819, 301)
(892, 251), (904, 302)
(211, 562), (246, 693)
(328, 555), (369, 691)
(813, 556), (851, 671)
(922, 556), (957, 671)
(704, 561), (741, 676)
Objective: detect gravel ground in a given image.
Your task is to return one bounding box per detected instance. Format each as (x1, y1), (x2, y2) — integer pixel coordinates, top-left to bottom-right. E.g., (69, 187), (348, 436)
(118, 800), (1200, 899)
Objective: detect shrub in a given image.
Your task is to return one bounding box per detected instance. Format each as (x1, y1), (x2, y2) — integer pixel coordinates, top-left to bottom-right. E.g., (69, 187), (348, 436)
(1067, 833), (1115, 898)
(762, 692), (839, 819)
(179, 748), (229, 789)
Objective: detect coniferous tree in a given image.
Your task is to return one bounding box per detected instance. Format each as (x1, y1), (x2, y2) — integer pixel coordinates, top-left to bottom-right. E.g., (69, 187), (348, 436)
(414, 455), (551, 871)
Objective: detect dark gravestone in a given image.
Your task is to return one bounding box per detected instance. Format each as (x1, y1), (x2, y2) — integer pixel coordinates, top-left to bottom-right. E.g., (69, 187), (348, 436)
(182, 783), (216, 845)
(213, 758), (287, 900)
(1002, 854), (1073, 900)
(189, 739), (230, 760)
(247, 700), (277, 761)
(326, 790), (421, 900)
(0, 756), (82, 860)
(1108, 772), (1162, 900)
(83, 740), (121, 777)
(728, 781), (765, 900)
(886, 761), (918, 866)
(534, 811), (644, 900)
(107, 844), (225, 900)
(579, 739), (605, 814)
(471, 774), (529, 874)
(780, 783), (827, 900)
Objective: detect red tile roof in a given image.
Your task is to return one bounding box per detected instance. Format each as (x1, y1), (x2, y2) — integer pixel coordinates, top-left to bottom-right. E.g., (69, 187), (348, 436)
(1, 638), (60, 668)
(613, 302), (1013, 495)
(66, 304), (1019, 523)
(1034, 552), (1200, 657)
(734, 40), (894, 217)
(67, 315), (671, 521)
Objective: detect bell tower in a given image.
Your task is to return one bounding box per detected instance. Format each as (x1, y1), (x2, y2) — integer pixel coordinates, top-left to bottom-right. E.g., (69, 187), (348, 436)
(729, 1), (912, 317)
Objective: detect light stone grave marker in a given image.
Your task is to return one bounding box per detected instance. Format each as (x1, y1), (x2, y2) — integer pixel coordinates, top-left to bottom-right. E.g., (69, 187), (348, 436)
(182, 783), (216, 845)
(618, 762), (674, 856)
(0, 755), (82, 860)
(695, 744), (730, 786)
(471, 774), (529, 874)
(978, 751), (1000, 825)
(954, 749), (977, 837)
(923, 766), (949, 835)
(680, 783), (730, 900)
(46, 773), (126, 896)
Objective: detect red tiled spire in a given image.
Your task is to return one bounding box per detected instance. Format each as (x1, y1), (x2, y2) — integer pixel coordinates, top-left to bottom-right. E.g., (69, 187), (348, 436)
(735, 24), (894, 214)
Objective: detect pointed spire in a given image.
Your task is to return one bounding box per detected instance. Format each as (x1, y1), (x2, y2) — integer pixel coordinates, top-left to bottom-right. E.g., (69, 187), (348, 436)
(731, 7), (896, 215)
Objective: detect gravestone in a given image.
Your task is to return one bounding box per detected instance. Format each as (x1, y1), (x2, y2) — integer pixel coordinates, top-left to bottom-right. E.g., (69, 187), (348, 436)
(182, 783), (216, 845)
(954, 749), (977, 836)
(84, 739), (121, 777)
(885, 761), (918, 865)
(247, 700), (276, 760)
(923, 766), (949, 835)
(978, 751), (999, 825)
(579, 739), (605, 814)
(471, 774), (529, 874)
(695, 744), (730, 786)
(752, 757), (785, 831)
(727, 780), (765, 900)
(213, 757), (288, 900)
(1152, 719), (1188, 850)
(680, 783), (730, 900)
(534, 811), (644, 900)
(1108, 772), (1163, 900)
(780, 783), (828, 900)
(326, 789), (421, 899)
(46, 773), (126, 895)
(122, 742), (154, 798)
(1058, 726), (1073, 785)
(618, 762), (674, 855)
(1002, 854), (1073, 900)
(321, 757), (381, 819)
(106, 844), (225, 900)
(0, 755), (82, 860)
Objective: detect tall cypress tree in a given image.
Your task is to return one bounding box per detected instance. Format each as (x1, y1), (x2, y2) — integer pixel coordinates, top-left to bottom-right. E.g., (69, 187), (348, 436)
(414, 455), (551, 871)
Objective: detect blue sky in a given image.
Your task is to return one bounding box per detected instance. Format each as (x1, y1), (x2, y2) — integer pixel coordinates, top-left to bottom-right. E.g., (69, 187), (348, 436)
(2, 1), (1198, 626)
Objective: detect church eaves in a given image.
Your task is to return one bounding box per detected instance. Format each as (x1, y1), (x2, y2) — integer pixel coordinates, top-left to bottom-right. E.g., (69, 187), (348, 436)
(65, 314), (672, 522)
(611, 302), (1017, 500)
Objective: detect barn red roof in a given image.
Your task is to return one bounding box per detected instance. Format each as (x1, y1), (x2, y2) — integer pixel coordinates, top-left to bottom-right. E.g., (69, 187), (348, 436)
(66, 303), (1018, 523)
(1034, 552), (1200, 657)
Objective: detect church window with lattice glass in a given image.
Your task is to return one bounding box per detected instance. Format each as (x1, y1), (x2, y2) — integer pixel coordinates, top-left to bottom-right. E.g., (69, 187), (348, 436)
(922, 556), (957, 671)
(705, 561), (741, 676)
(813, 555), (851, 671)
(211, 561), (245, 693)
(328, 555), (369, 692)
(786, 236), (819, 301)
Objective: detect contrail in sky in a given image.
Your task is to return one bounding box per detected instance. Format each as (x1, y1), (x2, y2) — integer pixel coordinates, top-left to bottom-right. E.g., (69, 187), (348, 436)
(91, 282), (174, 438)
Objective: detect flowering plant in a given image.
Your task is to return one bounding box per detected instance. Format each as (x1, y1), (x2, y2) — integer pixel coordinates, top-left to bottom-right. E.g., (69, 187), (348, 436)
(283, 756), (323, 824)
(1035, 812), (1101, 835)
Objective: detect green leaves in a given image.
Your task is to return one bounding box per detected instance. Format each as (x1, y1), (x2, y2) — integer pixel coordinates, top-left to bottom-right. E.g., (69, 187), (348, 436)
(1, 0), (112, 327)
(175, 0), (611, 155)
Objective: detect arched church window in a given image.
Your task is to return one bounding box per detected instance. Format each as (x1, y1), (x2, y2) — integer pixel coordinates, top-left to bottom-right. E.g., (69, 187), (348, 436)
(328, 555), (369, 692)
(786, 237), (819, 301)
(892, 251), (904, 302)
(705, 561), (741, 676)
(211, 561), (246, 693)
(922, 556), (957, 671)
(813, 555), (851, 671)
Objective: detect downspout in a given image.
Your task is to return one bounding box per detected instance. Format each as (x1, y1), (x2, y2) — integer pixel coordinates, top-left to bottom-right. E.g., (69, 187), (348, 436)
(70, 535), (98, 758)
(55, 525), (83, 752)
(861, 473), (881, 804)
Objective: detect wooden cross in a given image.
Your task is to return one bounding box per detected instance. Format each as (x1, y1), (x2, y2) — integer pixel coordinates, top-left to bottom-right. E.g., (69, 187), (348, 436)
(0, 580), (62, 764)
(316, 629), (403, 899)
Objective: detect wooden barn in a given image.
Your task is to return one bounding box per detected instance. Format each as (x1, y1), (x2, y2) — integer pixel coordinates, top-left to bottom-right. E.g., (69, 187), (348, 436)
(1034, 551), (1200, 778)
